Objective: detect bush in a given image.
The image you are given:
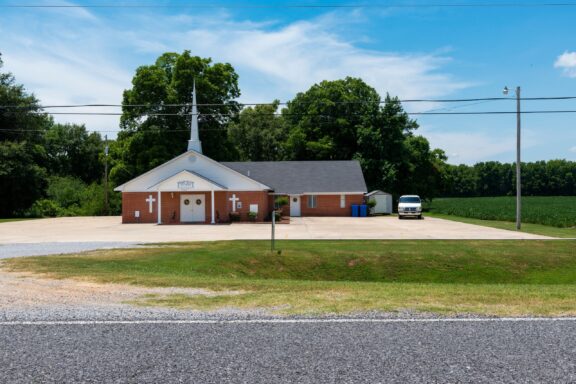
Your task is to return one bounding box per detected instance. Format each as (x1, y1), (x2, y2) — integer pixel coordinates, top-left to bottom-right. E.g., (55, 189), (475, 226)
(274, 210), (282, 222)
(229, 212), (241, 222)
(275, 196), (289, 208)
(28, 199), (63, 217)
(248, 211), (257, 222)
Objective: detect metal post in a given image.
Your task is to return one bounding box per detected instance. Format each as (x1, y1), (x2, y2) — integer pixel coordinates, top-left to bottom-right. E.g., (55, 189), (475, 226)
(515, 87), (521, 230)
(104, 135), (109, 216)
(271, 208), (275, 251)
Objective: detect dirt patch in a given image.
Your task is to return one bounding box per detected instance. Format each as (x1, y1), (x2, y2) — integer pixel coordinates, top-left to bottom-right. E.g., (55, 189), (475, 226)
(0, 267), (237, 310)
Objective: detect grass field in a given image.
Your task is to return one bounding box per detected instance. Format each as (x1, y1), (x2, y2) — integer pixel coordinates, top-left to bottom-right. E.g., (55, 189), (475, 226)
(426, 213), (576, 238)
(0, 218), (38, 223)
(427, 196), (576, 228)
(4, 240), (576, 316)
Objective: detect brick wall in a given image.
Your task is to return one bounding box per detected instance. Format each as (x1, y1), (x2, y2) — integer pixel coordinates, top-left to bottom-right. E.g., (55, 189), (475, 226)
(300, 194), (364, 216)
(223, 191), (270, 222)
(121, 190), (271, 224)
(122, 192), (158, 223)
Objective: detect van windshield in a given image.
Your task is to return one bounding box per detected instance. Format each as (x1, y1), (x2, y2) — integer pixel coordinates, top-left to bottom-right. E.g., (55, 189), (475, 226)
(399, 196), (421, 204)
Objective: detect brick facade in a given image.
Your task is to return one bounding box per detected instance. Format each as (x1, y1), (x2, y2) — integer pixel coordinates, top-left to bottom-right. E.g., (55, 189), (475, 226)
(300, 194), (364, 216)
(121, 191), (271, 224)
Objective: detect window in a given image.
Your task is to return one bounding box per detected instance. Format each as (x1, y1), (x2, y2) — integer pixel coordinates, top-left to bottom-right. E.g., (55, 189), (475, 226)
(307, 195), (317, 208)
(340, 195), (345, 208)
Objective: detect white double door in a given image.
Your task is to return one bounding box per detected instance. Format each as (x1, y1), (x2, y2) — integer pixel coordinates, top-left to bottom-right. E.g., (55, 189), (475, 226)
(180, 194), (205, 222)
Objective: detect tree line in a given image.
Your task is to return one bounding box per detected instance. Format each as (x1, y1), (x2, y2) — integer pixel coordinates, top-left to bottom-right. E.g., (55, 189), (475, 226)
(1, 51), (573, 218)
(441, 160), (576, 197)
(0, 54), (112, 217)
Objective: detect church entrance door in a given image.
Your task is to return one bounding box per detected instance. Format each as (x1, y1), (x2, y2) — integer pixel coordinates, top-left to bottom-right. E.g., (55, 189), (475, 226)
(181, 194), (205, 222)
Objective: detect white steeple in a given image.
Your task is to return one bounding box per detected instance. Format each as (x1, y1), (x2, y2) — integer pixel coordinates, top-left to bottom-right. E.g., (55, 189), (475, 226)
(187, 79), (202, 153)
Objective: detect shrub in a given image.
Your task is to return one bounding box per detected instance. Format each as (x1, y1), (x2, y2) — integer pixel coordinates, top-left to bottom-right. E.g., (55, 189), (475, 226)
(248, 211), (257, 222)
(229, 212), (241, 222)
(28, 199), (63, 217)
(274, 210), (282, 222)
(275, 196), (289, 208)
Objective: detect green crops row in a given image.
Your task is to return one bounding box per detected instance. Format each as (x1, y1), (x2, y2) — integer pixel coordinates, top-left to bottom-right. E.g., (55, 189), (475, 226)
(428, 196), (576, 228)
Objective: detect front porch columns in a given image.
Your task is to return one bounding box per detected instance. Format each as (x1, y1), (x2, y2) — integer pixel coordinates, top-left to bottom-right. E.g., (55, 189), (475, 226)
(157, 190), (162, 224)
(211, 189), (215, 224)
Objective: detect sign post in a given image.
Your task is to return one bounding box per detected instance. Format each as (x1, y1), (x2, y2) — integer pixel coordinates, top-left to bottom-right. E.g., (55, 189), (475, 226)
(271, 209), (275, 251)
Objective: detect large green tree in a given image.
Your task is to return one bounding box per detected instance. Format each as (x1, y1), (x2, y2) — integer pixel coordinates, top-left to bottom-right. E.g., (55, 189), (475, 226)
(111, 51), (241, 185)
(0, 54), (51, 216)
(281, 78), (444, 198)
(44, 123), (104, 183)
(282, 77), (382, 160)
(228, 100), (287, 161)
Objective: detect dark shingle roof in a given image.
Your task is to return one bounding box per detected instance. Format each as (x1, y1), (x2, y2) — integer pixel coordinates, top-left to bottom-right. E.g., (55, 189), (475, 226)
(221, 160), (367, 194)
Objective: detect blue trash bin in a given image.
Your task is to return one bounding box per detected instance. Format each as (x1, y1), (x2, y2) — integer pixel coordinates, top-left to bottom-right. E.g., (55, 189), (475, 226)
(359, 204), (367, 217)
(351, 204), (359, 217)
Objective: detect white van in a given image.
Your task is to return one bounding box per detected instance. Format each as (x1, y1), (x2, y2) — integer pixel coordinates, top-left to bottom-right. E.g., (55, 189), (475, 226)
(398, 195), (422, 219)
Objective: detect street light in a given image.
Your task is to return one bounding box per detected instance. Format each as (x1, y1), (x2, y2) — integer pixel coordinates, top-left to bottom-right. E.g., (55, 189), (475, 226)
(503, 86), (521, 230)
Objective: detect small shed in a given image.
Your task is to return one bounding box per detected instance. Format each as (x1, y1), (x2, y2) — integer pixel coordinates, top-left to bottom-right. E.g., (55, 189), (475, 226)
(365, 190), (393, 215)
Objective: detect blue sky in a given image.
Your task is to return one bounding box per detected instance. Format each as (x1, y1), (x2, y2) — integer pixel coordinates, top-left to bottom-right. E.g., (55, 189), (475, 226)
(1, 0), (575, 164)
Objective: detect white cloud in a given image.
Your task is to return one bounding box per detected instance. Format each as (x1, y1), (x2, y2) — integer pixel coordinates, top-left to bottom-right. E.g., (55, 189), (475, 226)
(570, 146), (576, 153)
(1, 7), (468, 135)
(554, 51), (576, 77)
(167, 18), (468, 106)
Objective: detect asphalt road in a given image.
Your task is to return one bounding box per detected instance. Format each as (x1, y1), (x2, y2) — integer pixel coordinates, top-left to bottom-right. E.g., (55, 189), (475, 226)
(1, 319), (575, 383)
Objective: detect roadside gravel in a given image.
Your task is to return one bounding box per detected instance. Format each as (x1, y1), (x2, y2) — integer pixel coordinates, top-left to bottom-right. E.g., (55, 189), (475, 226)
(0, 242), (138, 259)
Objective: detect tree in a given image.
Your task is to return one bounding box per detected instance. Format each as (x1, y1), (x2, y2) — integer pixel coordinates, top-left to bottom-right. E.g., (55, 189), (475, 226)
(0, 141), (47, 216)
(0, 54), (50, 216)
(282, 77), (383, 161)
(112, 51), (241, 185)
(0, 53), (50, 144)
(228, 100), (287, 161)
(44, 123), (104, 183)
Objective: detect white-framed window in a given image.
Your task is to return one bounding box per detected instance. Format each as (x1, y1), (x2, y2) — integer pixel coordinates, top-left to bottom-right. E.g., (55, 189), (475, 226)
(340, 194), (346, 208)
(307, 195), (317, 208)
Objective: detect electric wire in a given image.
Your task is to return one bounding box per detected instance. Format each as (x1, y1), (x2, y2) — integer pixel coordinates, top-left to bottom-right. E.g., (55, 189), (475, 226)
(2, 95), (576, 110)
(4, 3), (576, 9)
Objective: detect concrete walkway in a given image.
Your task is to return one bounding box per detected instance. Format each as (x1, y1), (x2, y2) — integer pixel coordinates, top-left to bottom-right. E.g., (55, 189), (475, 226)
(0, 216), (552, 244)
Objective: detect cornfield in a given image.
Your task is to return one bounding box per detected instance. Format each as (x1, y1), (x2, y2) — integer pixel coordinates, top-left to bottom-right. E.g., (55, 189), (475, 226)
(428, 196), (576, 228)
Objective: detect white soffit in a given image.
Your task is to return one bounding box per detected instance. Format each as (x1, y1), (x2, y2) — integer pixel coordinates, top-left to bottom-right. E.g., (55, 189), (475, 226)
(148, 170), (226, 192)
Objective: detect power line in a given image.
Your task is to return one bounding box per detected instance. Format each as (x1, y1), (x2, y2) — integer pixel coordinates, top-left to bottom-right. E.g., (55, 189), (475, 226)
(2, 95), (576, 110)
(4, 109), (576, 119)
(4, 2), (576, 9)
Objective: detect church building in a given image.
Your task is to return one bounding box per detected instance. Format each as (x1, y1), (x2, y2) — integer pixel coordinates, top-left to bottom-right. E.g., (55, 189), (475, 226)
(114, 85), (367, 224)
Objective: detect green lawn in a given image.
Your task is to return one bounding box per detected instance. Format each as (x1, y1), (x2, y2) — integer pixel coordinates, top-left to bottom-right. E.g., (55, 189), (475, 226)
(427, 212), (576, 238)
(4, 240), (576, 316)
(0, 218), (39, 223)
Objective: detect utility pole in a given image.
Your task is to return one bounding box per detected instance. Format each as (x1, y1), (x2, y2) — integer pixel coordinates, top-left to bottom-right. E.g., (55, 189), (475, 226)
(515, 86), (521, 231)
(104, 135), (109, 216)
(503, 86), (522, 230)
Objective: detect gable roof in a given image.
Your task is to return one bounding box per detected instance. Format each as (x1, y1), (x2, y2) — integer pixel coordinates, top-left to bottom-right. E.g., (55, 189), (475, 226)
(221, 160), (367, 195)
(114, 150), (271, 192)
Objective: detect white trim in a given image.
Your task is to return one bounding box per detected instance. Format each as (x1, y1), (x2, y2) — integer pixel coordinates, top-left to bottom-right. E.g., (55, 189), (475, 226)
(211, 189), (215, 224)
(269, 192), (366, 196)
(157, 190), (161, 224)
(114, 150), (272, 192)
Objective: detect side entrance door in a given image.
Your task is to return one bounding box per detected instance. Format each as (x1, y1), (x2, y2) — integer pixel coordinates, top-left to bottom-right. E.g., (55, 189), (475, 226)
(181, 194), (205, 222)
(289, 195), (301, 217)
